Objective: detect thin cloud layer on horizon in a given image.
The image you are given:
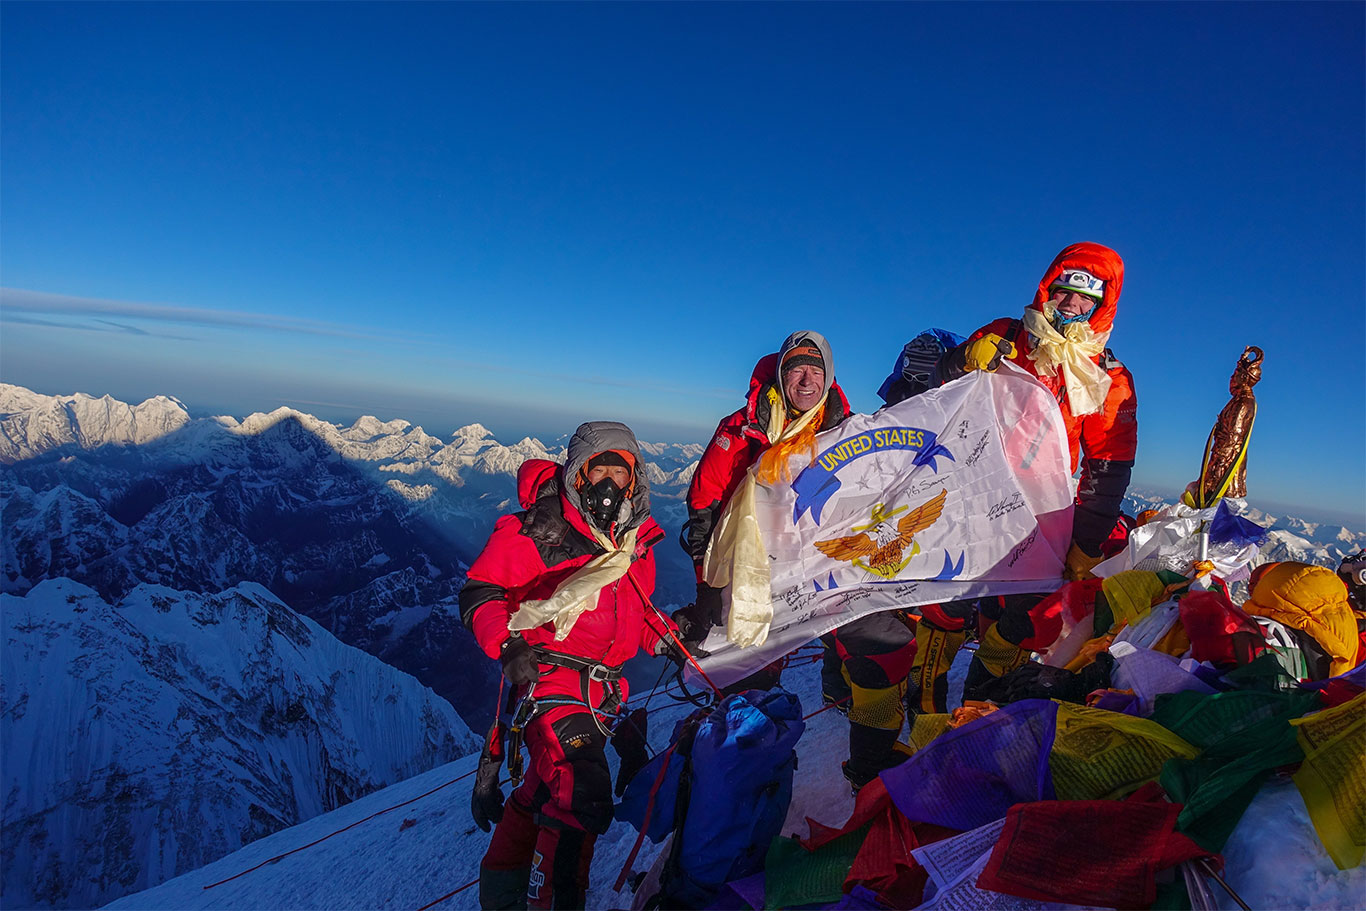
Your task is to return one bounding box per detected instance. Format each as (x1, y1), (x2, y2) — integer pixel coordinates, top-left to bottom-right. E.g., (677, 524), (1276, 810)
(0, 287), (416, 343)
(0, 286), (739, 403)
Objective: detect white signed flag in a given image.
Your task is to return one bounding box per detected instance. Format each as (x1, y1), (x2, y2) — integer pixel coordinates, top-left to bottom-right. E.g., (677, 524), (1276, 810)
(698, 363), (1076, 686)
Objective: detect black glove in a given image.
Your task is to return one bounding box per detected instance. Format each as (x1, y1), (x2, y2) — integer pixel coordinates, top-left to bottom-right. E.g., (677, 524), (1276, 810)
(612, 708), (650, 798)
(659, 632), (704, 665)
(470, 721), (507, 832)
(673, 584), (723, 649)
(696, 583), (723, 627)
(500, 636), (540, 686)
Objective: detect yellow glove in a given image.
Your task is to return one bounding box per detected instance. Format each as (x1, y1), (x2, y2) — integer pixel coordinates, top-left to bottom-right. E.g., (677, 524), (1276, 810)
(963, 334), (1016, 372)
(1063, 542), (1105, 582)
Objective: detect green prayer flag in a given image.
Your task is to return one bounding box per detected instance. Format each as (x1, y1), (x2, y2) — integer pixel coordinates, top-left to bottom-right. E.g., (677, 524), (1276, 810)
(762, 826), (866, 910)
(1153, 687), (1318, 851)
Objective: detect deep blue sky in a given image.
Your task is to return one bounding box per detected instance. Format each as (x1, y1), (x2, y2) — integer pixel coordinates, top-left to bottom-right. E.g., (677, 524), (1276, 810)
(2, 2), (1362, 523)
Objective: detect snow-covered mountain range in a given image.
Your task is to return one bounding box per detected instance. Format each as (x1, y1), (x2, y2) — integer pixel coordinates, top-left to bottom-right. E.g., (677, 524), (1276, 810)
(0, 384), (706, 908)
(1, 579), (477, 910)
(3, 383), (1362, 910)
(1122, 488), (1366, 571)
(1, 384), (702, 738)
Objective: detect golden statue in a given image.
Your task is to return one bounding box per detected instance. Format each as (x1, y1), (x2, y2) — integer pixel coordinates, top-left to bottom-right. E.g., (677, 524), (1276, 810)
(1184, 346), (1263, 507)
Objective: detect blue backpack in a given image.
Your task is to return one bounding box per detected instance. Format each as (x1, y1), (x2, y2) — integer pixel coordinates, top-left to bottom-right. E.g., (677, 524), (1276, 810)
(616, 689), (805, 909)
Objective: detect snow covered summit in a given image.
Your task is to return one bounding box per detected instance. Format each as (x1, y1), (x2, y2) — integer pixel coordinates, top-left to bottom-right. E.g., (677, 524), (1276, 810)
(0, 384), (191, 462)
(103, 657), (1366, 911)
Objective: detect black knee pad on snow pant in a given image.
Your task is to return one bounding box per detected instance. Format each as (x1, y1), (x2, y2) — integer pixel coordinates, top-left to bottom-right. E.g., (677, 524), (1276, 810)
(833, 611), (915, 657)
(833, 611), (916, 689)
(547, 712), (613, 835)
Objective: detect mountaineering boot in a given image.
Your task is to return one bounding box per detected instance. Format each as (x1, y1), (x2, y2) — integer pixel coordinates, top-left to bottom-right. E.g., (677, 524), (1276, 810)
(962, 622), (1031, 703)
(841, 760), (871, 794)
(527, 820), (597, 910)
(480, 867), (532, 911)
(906, 622), (966, 714)
(843, 722), (909, 792)
(480, 798), (539, 910)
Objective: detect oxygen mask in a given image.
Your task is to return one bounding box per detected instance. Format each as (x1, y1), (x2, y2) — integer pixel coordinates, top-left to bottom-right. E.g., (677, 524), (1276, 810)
(583, 476), (626, 530)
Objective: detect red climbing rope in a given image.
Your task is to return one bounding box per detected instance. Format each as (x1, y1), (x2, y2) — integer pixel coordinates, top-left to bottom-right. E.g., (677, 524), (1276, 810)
(802, 694), (851, 721)
(202, 768), (477, 890)
(415, 876), (480, 910)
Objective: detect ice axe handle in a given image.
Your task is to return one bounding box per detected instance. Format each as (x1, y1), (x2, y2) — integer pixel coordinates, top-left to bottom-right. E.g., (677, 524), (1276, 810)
(987, 337), (1013, 371)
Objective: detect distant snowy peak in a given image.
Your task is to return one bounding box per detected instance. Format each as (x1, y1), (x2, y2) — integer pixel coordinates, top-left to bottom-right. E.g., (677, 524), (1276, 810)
(1258, 528), (1363, 568)
(0, 385), (699, 495)
(234, 405), (319, 436)
(1124, 489), (1366, 570)
(347, 413), (413, 439)
(641, 440), (704, 460)
(471, 435), (557, 475)
(0, 383), (190, 462)
(449, 422), (494, 445)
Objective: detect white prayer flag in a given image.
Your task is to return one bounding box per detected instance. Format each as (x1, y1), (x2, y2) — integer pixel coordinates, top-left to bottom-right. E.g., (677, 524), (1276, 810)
(698, 364), (1076, 686)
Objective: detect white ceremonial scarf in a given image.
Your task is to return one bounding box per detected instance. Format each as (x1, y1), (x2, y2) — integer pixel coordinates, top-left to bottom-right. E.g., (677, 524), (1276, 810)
(508, 525), (638, 640)
(1021, 308), (1112, 416)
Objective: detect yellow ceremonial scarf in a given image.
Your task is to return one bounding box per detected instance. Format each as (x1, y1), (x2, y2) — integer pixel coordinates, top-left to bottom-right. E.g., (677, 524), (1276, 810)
(1021, 308), (1112, 416)
(704, 391), (827, 647)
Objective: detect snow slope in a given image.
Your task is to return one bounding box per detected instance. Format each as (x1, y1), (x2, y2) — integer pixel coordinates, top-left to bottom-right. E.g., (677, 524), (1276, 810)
(107, 658), (1364, 911)
(1, 579), (477, 910)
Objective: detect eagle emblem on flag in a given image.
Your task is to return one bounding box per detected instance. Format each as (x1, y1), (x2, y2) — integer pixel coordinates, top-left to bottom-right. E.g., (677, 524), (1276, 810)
(813, 488), (948, 580)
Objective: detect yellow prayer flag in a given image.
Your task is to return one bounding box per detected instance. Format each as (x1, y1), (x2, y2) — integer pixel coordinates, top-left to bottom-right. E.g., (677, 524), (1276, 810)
(1101, 571), (1167, 628)
(1291, 693), (1366, 870)
(1051, 703), (1199, 801)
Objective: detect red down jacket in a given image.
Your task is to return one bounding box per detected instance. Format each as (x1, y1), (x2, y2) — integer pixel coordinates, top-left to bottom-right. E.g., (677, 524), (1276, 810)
(941, 242), (1138, 555)
(460, 457), (672, 707)
(683, 344), (852, 578)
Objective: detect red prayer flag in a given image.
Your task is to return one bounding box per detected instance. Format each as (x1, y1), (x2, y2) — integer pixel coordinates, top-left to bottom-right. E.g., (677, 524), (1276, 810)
(977, 799), (1214, 908)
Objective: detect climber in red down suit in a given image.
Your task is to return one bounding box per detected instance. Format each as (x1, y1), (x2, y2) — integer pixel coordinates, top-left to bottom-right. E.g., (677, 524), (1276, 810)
(908, 242), (1138, 712)
(460, 421), (682, 910)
